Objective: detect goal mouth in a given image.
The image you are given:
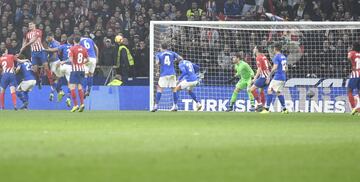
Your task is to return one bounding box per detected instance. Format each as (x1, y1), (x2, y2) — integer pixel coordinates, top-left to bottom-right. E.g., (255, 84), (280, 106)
(150, 21), (360, 113)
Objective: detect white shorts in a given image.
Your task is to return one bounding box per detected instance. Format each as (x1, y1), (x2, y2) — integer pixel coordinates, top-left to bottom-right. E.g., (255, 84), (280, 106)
(158, 75), (176, 88)
(178, 80), (198, 90)
(17, 80), (36, 91)
(59, 64), (72, 82)
(85, 57), (97, 74)
(50, 60), (62, 77)
(269, 80), (285, 93)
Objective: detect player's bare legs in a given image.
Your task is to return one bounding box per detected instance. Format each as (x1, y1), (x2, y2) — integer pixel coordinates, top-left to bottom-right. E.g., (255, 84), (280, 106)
(250, 85), (265, 111)
(151, 85), (163, 112)
(226, 87), (241, 112)
(84, 72), (94, 98)
(0, 86), (17, 110)
(170, 87), (178, 111)
(262, 87), (288, 114)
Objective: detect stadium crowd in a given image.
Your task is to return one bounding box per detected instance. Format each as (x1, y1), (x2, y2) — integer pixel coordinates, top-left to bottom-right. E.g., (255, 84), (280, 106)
(0, 0), (360, 85)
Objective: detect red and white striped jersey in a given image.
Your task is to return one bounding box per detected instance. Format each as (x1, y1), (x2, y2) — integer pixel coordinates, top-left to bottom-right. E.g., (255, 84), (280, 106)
(348, 50), (360, 78)
(26, 29), (44, 52)
(256, 54), (271, 78)
(69, 45), (88, 71)
(0, 54), (16, 73)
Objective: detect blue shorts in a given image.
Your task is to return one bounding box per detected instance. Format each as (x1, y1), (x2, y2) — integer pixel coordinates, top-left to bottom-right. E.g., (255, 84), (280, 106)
(1, 73), (17, 89)
(254, 77), (267, 88)
(70, 71), (85, 84)
(348, 78), (360, 90)
(31, 50), (48, 66)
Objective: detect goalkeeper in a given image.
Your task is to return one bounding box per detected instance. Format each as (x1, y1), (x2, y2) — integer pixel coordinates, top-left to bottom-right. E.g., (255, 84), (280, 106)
(226, 52), (255, 112)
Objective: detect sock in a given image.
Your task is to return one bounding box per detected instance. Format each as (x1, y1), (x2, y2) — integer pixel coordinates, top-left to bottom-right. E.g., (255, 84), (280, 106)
(266, 94), (273, 108)
(278, 95), (286, 108)
(66, 88), (71, 99)
(45, 69), (54, 85)
(260, 89), (265, 106)
(79, 89), (84, 105)
(35, 70), (41, 85)
(251, 89), (261, 104)
(189, 91), (199, 103)
(348, 91), (355, 109)
(247, 89), (255, 106)
(0, 92), (4, 109)
(55, 81), (62, 93)
(17, 92), (26, 103)
(71, 89), (78, 106)
(11, 92), (17, 108)
(82, 78), (87, 92)
(155, 92), (162, 104)
(87, 76), (93, 92)
(24, 91), (29, 102)
(173, 92), (178, 105)
(230, 91), (239, 106)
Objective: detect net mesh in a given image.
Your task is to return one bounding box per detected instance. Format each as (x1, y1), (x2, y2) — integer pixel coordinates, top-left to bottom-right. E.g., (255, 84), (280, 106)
(151, 22), (360, 112)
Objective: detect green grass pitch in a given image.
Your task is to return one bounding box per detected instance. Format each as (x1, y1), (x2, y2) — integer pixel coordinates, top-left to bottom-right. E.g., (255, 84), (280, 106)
(0, 111), (359, 182)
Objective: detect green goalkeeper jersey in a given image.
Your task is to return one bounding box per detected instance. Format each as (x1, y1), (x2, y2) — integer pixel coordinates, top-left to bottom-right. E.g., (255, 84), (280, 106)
(234, 60), (254, 80)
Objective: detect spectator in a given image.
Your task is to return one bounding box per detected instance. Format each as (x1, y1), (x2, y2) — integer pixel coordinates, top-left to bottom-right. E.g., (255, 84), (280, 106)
(224, 0), (242, 16)
(241, 0), (256, 16)
(8, 39), (19, 54)
(186, 2), (204, 21)
(99, 39), (116, 66)
(134, 40), (149, 77)
(115, 37), (135, 84)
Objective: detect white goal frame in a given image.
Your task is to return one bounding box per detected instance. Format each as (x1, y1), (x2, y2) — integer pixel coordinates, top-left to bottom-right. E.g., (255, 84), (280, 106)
(149, 21), (360, 112)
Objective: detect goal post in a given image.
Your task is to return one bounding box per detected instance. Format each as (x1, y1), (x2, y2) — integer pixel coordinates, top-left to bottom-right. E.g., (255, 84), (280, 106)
(149, 21), (360, 113)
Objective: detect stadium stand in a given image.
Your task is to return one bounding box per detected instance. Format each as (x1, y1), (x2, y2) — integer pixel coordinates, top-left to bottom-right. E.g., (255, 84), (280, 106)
(0, 0), (359, 85)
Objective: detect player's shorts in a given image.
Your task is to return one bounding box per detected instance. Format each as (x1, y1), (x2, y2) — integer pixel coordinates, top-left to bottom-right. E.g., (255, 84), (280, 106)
(158, 75), (176, 88)
(59, 64), (72, 82)
(69, 71), (85, 84)
(236, 79), (251, 90)
(254, 77), (267, 88)
(1, 73), (17, 89)
(17, 80), (36, 91)
(31, 50), (48, 66)
(269, 79), (285, 93)
(84, 57), (97, 74)
(178, 80), (199, 90)
(348, 78), (360, 90)
(50, 60), (62, 77)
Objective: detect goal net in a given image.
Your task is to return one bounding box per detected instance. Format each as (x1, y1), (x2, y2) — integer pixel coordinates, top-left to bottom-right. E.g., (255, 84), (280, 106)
(150, 21), (360, 113)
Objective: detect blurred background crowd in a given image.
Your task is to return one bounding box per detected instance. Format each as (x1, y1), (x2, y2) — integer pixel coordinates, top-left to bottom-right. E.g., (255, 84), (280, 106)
(1, 0), (360, 85)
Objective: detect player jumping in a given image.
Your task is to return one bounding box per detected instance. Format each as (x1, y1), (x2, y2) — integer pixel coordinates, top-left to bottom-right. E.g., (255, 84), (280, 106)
(261, 43), (289, 114)
(173, 60), (202, 111)
(250, 46), (271, 111)
(151, 43), (183, 112)
(347, 42), (360, 115)
(19, 21), (53, 89)
(16, 56), (36, 110)
(45, 35), (73, 106)
(80, 36), (99, 98)
(45, 33), (63, 101)
(66, 35), (89, 112)
(226, 52), (255, 112)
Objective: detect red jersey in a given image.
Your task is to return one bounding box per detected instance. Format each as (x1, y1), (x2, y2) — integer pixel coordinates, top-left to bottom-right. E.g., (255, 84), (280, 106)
(0, 54), (16, 74)
(256, 54), (270, 78)
(348, 50), (360, 78)
(69, 45), (88, 71)
(26, 29), (44, 52)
